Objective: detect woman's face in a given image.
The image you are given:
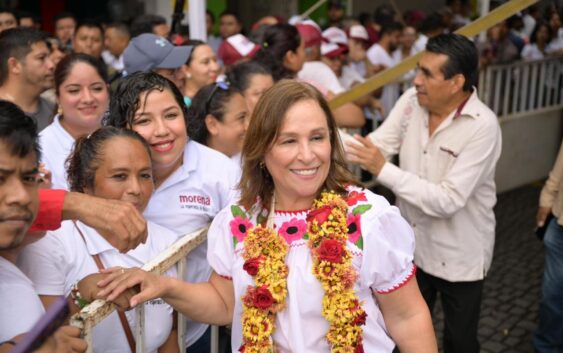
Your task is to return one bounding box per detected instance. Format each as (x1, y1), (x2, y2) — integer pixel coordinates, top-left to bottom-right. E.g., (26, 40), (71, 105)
(207, 92), (248, 157)
(49, 42), (66, 67)
(550, 13), (561, 31)
(264, 99), (331, 210)
(536, 25), (550, 44)
(321, 55), (344, 77)
(57, 62), (109, 138)
(130, 89), (188, 178)
(184, 45), (220, 89)
(284, 39), (306, 74)
(348, 38), (366, 62)
(86, 137), (153, 212)
(242, 73), (274, 115)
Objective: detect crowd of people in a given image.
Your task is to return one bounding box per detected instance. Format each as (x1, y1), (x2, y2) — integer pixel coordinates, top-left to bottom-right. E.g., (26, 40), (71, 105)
(0, 1), (562, 353)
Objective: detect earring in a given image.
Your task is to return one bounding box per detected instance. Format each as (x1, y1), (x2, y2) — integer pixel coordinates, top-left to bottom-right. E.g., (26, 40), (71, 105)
(186, 73), (192, 79)
(57, 105), (63, 116)
(259, 161), (265, 169)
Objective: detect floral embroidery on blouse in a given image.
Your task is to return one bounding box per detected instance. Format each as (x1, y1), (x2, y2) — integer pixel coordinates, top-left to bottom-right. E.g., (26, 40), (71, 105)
(347, 213), (362, 245)
(229, 189), (374, 249)
(278, 218), (308, 245)
(229, 205), (254, 246)
(346, 190), (368, 206)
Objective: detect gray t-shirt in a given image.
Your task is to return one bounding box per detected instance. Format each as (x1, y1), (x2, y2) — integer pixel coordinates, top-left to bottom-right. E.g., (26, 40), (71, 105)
(27, 97), (55, 131)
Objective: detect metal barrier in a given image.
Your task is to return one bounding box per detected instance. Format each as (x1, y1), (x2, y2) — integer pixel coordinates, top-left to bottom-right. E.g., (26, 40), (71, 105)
(478, 56), (563, 118)
(70, 226), (213, 353)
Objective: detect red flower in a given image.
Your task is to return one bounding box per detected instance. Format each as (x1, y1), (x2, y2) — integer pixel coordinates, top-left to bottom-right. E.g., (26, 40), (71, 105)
(346, 191), (367, 206)
(352, 311), (368, 326)
(253, 286), (275, 309)
(230, 216), (254, 242)
(316, 239), (344, 263)
(238, 345), (245, 353)
(243, 257), (263, 276)
(355, 340), (364, 353)
(307, 206), (333, 225)
(347, 214), (362, 244)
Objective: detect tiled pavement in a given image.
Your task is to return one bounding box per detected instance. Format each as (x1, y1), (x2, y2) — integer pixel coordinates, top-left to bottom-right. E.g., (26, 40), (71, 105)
(431, 183), (545, 353)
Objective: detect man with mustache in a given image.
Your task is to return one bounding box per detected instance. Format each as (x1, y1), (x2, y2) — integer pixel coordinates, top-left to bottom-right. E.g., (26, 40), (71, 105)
(0, 100), (86, 352)
(347, 33), (502, 353)
(0, 27), (55, 131)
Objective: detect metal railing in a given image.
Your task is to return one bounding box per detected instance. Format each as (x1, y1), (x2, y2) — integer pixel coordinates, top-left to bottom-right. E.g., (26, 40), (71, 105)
(70, 226), (212, 353)
(478, 56), (563, 118)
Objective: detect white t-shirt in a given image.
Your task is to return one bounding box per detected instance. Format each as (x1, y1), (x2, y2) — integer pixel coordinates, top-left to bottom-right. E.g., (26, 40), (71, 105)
(339, 65), (365, 90)
(0, 257), (45, 342)
(143, 140), (239, 346)
(348, 60), (367, 78)
(546, 37), (563, 54)
(366, 44), (400, 121)
(39, 115), (75, 190)
(413, 33), (428, 53)
(208, 186), (416, 353)
(298, 61), (345, 94)
(101, 50), (124, 72)
(391, 47), (417, 92)
(18, 221), (178, 353)
(521, 43), (545, 60)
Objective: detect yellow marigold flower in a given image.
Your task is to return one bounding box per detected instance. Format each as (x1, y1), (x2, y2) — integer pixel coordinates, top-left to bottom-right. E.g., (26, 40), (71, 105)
(242, 310), (273, 343)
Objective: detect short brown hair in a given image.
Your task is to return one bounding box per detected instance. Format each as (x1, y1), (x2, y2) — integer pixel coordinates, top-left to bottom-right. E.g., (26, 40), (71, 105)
(238, 80), (356, 210)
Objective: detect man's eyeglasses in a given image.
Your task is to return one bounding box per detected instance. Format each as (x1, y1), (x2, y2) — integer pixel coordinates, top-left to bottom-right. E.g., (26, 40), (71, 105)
(205, 81), (230, 114)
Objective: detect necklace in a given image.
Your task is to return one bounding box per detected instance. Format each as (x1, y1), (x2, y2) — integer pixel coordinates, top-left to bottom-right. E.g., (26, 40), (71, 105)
(239, 191), (367, 353)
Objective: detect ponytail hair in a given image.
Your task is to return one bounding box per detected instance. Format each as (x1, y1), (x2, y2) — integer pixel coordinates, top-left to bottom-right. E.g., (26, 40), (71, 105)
(66, 127), (150, 192)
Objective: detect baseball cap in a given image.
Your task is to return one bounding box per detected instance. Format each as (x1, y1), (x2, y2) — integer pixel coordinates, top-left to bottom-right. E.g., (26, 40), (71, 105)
(123, 33), (192, 75)
(295, 20), (323, 48)
(218, 34), (260, 66)
(323, 27), (348, 46)
(348, 25), (369, 41)
(321, 42), (348, 58)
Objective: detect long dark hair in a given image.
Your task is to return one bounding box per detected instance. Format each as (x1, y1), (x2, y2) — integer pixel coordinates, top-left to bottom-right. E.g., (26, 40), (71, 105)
(253, 24), (301, 81)
(186, 82), (241, 145)
(227, 61), (272, 92)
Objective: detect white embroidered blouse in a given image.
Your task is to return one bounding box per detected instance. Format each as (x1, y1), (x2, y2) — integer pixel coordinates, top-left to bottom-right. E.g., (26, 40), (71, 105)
(207, 186), (416, 353)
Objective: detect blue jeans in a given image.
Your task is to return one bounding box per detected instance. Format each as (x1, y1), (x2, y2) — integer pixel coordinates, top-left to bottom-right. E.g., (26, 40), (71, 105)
(187, 326), (210, 353)
(534, 217), (563, 353)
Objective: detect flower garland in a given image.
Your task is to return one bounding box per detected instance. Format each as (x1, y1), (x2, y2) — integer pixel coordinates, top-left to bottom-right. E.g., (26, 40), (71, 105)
(308, 192), (367, 353)
(239, 191), (367, 353)
(240, 225), (289, 352)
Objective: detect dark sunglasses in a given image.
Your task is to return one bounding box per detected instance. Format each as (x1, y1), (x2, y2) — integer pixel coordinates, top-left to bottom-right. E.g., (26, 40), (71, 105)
(204, 81), (230, 114)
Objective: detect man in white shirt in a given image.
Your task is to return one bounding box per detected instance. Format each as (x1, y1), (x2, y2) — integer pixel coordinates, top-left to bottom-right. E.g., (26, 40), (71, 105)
(346, 34), (502, 353)
(366, 21), (403, 121)
(102, 22), (130, 73)
(0, 100), (85, 352)
(0, 27), (55, 131)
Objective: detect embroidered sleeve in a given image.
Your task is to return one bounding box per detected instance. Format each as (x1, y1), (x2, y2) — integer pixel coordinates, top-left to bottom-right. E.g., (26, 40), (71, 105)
(207, 206), (238, 278)
(357, 194), (416, 294)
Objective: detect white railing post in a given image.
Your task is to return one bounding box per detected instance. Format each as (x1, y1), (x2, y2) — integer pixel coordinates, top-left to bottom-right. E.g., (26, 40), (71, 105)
(135, 304), (145, 352)
(512, 64), (521, 115)
(480, 56), (562, 119)
(211, 325), (220, 353)
(177, 256), (187, 352)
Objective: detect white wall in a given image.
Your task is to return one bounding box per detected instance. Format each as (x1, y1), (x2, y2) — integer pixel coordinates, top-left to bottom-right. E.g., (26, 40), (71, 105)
(496, 110), (563, 192)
